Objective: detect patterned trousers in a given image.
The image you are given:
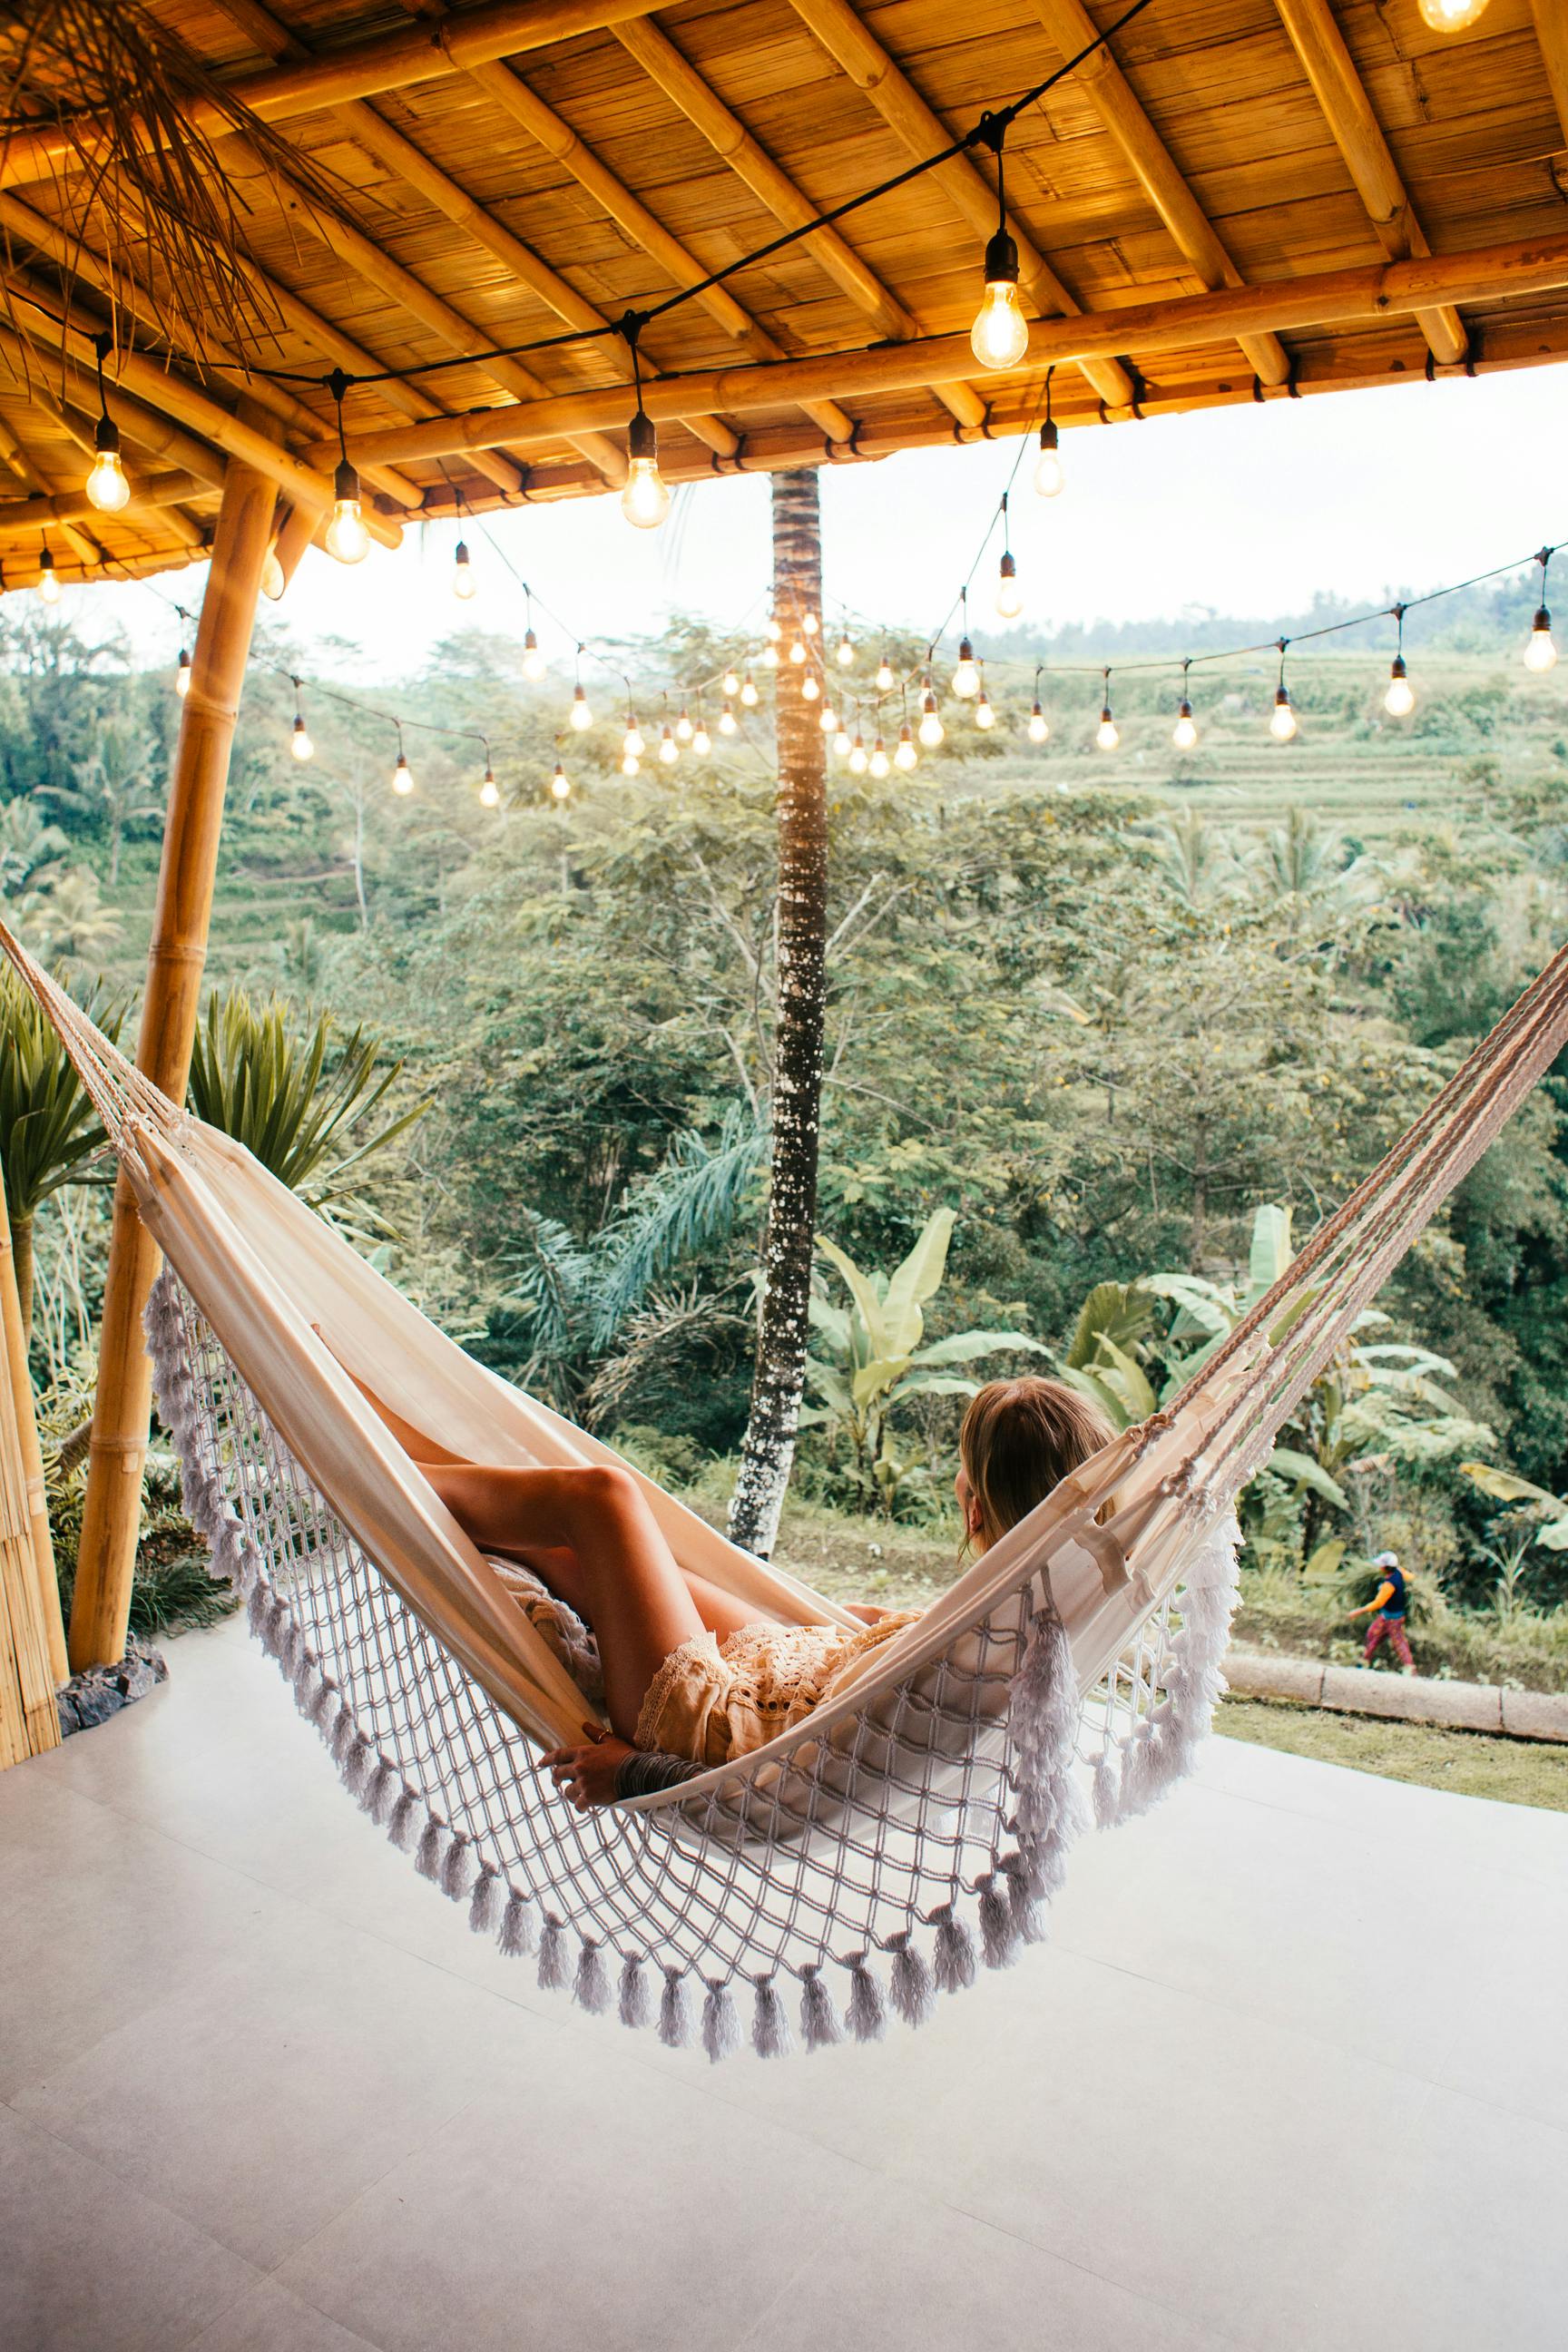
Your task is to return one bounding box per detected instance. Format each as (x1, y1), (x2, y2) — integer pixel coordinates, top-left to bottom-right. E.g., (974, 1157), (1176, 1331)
(1364, 1613), (1414, 1669)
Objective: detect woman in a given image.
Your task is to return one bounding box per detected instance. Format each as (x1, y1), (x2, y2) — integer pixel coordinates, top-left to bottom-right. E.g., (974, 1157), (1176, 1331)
(346, 1360), (1112, 1808)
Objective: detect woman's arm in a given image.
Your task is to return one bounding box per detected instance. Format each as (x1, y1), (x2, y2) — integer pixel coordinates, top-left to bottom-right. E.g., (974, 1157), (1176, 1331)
(542, 1730), (703, 1808)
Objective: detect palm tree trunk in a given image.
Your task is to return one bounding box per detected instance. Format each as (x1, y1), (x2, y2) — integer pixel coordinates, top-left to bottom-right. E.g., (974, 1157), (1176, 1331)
(13, 1213), (34, 1343)
(729, 468), (828, 1559)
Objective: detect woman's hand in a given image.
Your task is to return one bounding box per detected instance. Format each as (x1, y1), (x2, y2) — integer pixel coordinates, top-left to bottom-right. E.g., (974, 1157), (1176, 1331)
(543, 1724), (635, 1808)
(844, 1602), (892, 1626)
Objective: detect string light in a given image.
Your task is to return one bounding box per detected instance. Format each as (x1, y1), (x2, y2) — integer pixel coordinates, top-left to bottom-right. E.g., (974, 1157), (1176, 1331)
(289, 677), (314, 760)
(869, 733), (891, 779)
(570, 649), (593, 731)
(802, 609), (818, 637)
(675, 704), (693, 740)
(37, 544), (59, 604)
(1385, 605), (1415, 717)
(1417, 0), (1489, 27)
(1028, 666), (1049, 742)
(765, 615), (781, 643)
(84, 335), (130, 514)
(551, 757), (571, 800)
(895, 720), (917, 771)
(622, 698), (645, 760)
(1034, 368), (1063, 498)
(1524, 549), (1557, 672)
(324, 373), (370, 565)
(1096, 670), (1119, 751)
(452, 537), (475, 600)
(659, 697), (679, 764)
(848, 729), (868, 775)
(522, 595), (547, 679)
(801, 671), (820, 702)
(836, 628), (855, 670)
(917, 684), (945, 748)
(392, 722), (414, 794)
(875, 649), (895, 693)
(951, 594), (980, 698)
(740, 671), (760, 707)
(479, 747), (499, 807)
(1270, 641), (1298, 741)
(975, 662), (995, 729)
(719, 700), (738, 735)
(174, 646), (192, 699)
(722, 665), (741, 697)
(1172, 657), (1198, 750)
(995, 495), (1022, 620)
(819, 699), (838, 732)
(789, 633), (808, 666)
(619, 321), (671, 529)
(833, 718), (852, 758)
(692, 709), (711, 756)
(760, 640), (779, 671)
(969, 116), (1030, 371)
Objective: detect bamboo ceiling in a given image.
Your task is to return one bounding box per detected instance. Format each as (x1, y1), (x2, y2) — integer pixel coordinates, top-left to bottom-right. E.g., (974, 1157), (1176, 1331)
(1, 0), (1566, 589)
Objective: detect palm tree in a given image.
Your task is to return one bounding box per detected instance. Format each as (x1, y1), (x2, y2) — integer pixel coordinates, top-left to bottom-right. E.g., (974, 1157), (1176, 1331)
(41, 722), (162, 887)
(16, 868), (122, 963)
(0, 965), (123, 1338)
(0, 799), (68, 897)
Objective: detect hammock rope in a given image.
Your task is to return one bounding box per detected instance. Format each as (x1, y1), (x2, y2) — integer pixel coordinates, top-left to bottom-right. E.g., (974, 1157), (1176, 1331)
(6, 918), (1567, 2058)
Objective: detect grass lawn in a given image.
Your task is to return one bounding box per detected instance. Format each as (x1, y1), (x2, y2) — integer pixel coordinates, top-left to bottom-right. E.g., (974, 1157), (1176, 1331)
(1215, 1696), (1568, 1812)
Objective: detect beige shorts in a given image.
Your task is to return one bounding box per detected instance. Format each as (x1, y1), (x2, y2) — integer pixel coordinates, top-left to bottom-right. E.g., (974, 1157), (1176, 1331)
(634, 1613), (922, 1768)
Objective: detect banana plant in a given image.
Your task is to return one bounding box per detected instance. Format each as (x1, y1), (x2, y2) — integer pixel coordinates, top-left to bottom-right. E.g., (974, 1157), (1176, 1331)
(1458, 1462), (1568, 1552)
(804, 1208), (1044, 1513)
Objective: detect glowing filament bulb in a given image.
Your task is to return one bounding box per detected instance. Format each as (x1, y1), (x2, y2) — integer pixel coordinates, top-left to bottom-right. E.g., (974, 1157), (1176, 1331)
(1524, 607), (1557, 673)
(37, 550), (60, 604)
(1270, 686), (1298, 741)
(801, 672), (820, 702)
(760, 642), (779, 670)
(659, 725), (678, 766)
(970, 232), (1029, 371)
(1416, 0), (1489, 27)
(393, 750), (414, 795)
(995, 552), (1023, 621)
(975, 689), (995, 730)
(621, 412), (670, 529)
(174, 648), (191, 699)
(1172, 701), (1198, 751)
(848, 733), (867, 775)
(623, 720), (645, 760)
(719, 701), (738, 736)
(802, 609), (818, 637)
(452, 538), (475, 599)
(788, 636), (807, 668)
(622, 753), (641, 778)
(551, 760), (571, 800)
(819, 702), (838, 733)
(765, 615), (781, 642)
(740, 672), (760, 707)
(917, 694), (945, 749)
(869, 737), (890, 779)
(1034, 417), (1063, 499)
(894, 724), (917, 771)
(692, 721), (711, 756)
(1385, 656), (1415, 718)
(1096, 705), (1119, 751)
(876, 654), (895, 693)
(833, 724), (852, 759)
(85, 417), (129, 514)
(480, 766), (499, 808)
(675, 706), (693, 741)
(836, 632), (855, 670)
(951, 638), (979, 699)
(326, 459), (370, 564)
(290, 715), (314, 762)
(570, 684), (593, 732)
(722, 667), (740, 697)
(523, 629), (546, 681)
(1028, 701), (1048, 744)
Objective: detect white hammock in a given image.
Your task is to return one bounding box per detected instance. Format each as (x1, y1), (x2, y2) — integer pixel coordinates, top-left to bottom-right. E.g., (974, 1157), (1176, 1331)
(10, 920), (1568, 2059)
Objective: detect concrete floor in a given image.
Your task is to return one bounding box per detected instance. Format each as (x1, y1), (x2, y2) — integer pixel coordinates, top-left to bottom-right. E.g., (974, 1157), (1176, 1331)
(3, 1617), (1565, 2352)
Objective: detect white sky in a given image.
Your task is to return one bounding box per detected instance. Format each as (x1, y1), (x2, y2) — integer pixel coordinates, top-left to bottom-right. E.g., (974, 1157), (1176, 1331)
(57, 363), (1568, 678)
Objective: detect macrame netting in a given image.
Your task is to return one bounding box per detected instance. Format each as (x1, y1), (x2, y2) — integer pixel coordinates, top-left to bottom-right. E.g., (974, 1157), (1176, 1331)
(8, 921), (1568, 2058)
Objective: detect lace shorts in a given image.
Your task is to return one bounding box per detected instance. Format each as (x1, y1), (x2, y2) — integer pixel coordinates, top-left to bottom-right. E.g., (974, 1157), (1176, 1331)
(634, 1614), (922, 1767)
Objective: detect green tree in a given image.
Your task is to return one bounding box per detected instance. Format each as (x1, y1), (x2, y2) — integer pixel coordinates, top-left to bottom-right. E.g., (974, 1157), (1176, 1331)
(0, 965), (122, 1338)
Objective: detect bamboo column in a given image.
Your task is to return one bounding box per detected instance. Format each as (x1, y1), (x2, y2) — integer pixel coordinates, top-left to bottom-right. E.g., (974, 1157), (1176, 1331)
(729, 467), (828, 1559)
(67, 448), (277, 1671)
(0, 1196), (61, 1762)
(0, 1163), (65, 1685)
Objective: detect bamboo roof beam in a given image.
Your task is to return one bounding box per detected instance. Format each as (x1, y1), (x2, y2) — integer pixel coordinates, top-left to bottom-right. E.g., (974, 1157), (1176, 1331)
(0, 328), (228, 497)
(1031, 0), (1289, 387)
(1271, 0), (1466, 366)
(1531, 0), (1568, 146)
(0, 0), (671, 185)
(610, 20), (987, 434)
(0, 407), (105, 571)
(785, 0), (1136, 411)
(316, 227), (1568, 472)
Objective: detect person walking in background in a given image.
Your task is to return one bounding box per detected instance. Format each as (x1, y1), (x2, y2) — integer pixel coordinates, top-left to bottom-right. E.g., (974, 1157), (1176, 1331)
(1349, 1550), (1415, 1674)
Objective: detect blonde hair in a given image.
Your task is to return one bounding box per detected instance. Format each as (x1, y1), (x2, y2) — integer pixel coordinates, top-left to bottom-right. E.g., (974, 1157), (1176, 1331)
(958, 1377), (1116, 1553)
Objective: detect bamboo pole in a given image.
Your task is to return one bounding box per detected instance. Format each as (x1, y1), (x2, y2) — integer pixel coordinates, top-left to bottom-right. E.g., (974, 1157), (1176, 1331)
(0, 474), (209, 535)
(317, 227), (1568, 474)
(67, 448), (277, 1671)
(1529, 0), (1568, 146)
(0, 1195), (61, 1759)
(0, 1165), (64, 1688)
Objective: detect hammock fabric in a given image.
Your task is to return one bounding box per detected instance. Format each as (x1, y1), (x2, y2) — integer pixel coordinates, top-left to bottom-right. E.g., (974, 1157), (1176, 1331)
(9, 921), (1568, 2061)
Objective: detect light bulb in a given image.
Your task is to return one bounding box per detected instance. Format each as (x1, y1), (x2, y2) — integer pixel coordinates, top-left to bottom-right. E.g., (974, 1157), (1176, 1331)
(37, 550), (60, 604)
(801, 672), (820, 702)
(85, 417), (130, 513)
(623, 721), (645, 759)
(1028, 701), (1048, 743)
(719, 701), (738, 735)
(621, 412), (670, 528)
(523, 629), (546, 681)
(1172, 702), (1198, 750)
(174, 648), (191, 699)
(740, 673), (759, 707)
(869, 737), (890, 779)
(325, 459), (370, 564)
(765, 615), (781, 642)
(722, 668), (740, 697)
(1416, 0), (1489, 27)
(1384, 657), (1415, 718)
(1270, 688), (1298, 741)
(570, 684), (593, 731)
(951, 638), (979, 699)
(917, 696), (945, 749)
(848, 735), (867, 775)
(975, 691), (995, 730)
(819, 702), (838, 733)
(802, 609), (818, 637)
(675, 706), (693, 740)
(1524, 607), (1557, 673)
(551, 760), (571, 801)
(659, 726), (678, 765)
(894, 725), (917, 771)
(261, 546), (286, 602)
(836, 632), (855, 669)
(692, 723), (710, 756)
(1096, 707), (1119, 751)
(833, 725), (852, 759)
(393, 750), (414, 794)
(970, 233), (1030, 371)
(622, 753), (641, 778)
(995, 553), (1023, 621)
(1034, 418), (1063, 499)
(480, 768), (500, 807)
(452, 539), (475, 599)
(876, 656), (895, 693)
(290, 714), (314, 762)
(760, 642), (779, 670)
